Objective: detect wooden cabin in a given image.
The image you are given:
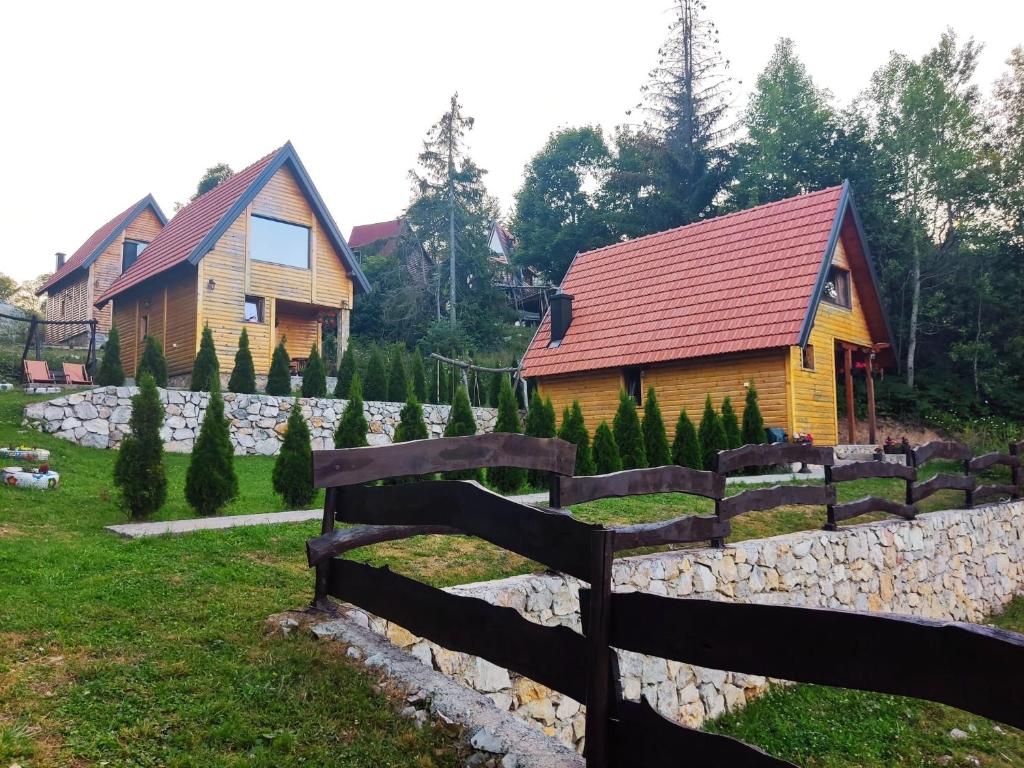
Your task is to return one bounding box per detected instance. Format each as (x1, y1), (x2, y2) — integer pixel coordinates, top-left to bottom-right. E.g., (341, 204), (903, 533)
(96, 142), (369, 379)
(37, 196), (167, 343)
(520, 183), (894, 446)
(349, 218), (432, 286)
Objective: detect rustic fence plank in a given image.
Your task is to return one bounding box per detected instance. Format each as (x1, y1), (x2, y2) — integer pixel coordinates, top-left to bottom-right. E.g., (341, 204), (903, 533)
(830, 461), (916, 483)
(968, 452), (1020, 472)
(910, 473), (976, 503)
(716, 443), (834, 474)
(326, 559), (588, 702)
(601, 592), (1024, 728)
(557, 465), (725, 507)
(610, 514), (729, 552)
(971, 484), (1019, 503)
(334, 480), (599, 579)
(717, 484), (835, 521)
(307, 524), (460, 567)
(313, 434), (577, 487)
(830, 496), (917, 524)
(911, 441), (972, 466)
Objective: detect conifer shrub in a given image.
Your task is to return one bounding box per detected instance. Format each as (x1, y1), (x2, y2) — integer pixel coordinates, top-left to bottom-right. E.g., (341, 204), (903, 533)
(698, 395), (728, 471)
(524, 390), (557, 486)
(185, 385), (238, 515)
(592, 421), (622, 475)
(387, 346), (409, 402)
(487, 377), (527, 493)
(228, 328), (256, 394)
(96, 326), (125, 386)
(136, 335), (168, 387)
(113, 372), (166, 518)
(394, 396), (429, 443)
(301, 343), (327, 398)
(190, 325), (219, 392)
(613, 390), (647, 469)
(273, 404), (314, 507)
(410, 350), (427, 402)
(641, 386), (671, 467)
(334, 373), (369, 448)
(334, 345), (356, 399)
(741, 380), (767, 446)
(443, 385), (482, 481)
(721, 395), (741, 449)
(363, 346), (388, 401)
(671, 409), (702, 470)
(558, 401), (595, 476)
(266, 339), (292, 395)
(488, 372), (503, 408)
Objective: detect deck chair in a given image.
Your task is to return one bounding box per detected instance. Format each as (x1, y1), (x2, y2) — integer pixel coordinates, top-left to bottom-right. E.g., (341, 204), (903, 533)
(63, 362), (93, 386)
(23, 359), (56, 384)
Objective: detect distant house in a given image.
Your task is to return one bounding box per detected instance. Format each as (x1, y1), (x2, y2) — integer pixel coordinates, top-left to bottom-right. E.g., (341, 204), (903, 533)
(521, 183), (894, 446)
(487, 221), (550, 325)
(37, 196), (167, 343)
(96, 142), (369, 379)
(348, 218), (432, 285)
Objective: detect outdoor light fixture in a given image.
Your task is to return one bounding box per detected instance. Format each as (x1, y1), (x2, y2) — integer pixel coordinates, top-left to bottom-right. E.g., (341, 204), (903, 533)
(207, 278), (216, 291)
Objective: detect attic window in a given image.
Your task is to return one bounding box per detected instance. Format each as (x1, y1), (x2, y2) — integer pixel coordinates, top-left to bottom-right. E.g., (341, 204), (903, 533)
(122, 239), (148, 271)
(251, 215), (310, 269)
(823, 265), (851, 308)
(623, 367), (642, 406)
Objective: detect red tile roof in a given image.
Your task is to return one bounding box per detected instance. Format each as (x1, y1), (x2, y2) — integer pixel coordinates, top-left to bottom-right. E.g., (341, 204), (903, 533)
(349, 219), (404, 249)
(38, 195), (164, 294)
(522, 185), (856, 379)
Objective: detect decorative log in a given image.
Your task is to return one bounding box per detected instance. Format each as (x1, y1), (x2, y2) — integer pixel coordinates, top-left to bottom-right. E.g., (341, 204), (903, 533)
(326, 559), (588, 702)
(715, 443), (834, 474)
(306, 524), (460, 567)
(610, 514), (729, 552)
(910, 473), (976, 503)
(717, 484), (835, 521)
(556, 465), (725, 507)
(830, 496), (917, 524)
(829, 461), (916, 483)
(313, 433), (577, 488)
(968, 452), (1020, 472)
(911, 441), (972, 467)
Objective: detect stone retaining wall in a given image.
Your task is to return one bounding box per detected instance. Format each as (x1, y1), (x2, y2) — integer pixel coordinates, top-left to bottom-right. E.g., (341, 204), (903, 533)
(23, 386), (499, 455)
(327, 501), (1024, 753)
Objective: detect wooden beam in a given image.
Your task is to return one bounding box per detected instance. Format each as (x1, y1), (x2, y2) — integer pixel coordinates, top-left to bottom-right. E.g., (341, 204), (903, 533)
(844, 345), (855, 444)
(866, 351), (877, 445)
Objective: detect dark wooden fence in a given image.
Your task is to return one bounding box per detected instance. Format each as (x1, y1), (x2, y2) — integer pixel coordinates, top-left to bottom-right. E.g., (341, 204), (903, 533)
(306, 435), (1024, 768)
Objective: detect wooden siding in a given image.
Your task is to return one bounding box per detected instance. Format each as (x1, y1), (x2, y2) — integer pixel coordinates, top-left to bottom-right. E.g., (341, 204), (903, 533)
(111, 266), (197, 377)
(43, 274), (91, 342)
(92, 207), (164, 332)
(276, 306), (321, 359)
(537, 368), (624, 434)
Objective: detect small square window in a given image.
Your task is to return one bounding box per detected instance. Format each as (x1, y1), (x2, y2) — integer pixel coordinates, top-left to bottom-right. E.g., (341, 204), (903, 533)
(122, 239), (148, 272)
(623, 367), (642, 406)
(244, 296), (265, 323)
(802, 344), (815, 371)
(822, 266), (851, 308)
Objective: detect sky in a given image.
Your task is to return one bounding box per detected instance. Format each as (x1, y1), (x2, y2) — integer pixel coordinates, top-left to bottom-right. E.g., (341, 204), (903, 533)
(1, 0), (1021, 283)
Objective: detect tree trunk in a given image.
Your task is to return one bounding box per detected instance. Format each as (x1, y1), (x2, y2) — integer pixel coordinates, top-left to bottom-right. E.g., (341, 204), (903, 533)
(906, 235), (921, 389)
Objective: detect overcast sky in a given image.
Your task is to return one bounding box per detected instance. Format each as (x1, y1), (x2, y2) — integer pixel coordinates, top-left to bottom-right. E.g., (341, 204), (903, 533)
(1, 0), (1021, 283)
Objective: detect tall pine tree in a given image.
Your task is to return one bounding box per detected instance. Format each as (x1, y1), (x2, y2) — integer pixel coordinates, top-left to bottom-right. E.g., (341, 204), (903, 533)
(228, 328), (256, 394)
(641, 387), (671, 467)
(613, 390), (647, 470)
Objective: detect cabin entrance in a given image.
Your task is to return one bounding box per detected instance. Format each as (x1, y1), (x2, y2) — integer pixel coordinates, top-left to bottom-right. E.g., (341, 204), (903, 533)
(834, 341), (883, 444)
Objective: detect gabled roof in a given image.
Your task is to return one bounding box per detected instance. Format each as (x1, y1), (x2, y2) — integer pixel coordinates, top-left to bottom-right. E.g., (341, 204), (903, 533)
(96, 142), (370, 307)
(38, 194), (167, 295)
(349, 219), (404, 249)
(521, 182), (892, 379)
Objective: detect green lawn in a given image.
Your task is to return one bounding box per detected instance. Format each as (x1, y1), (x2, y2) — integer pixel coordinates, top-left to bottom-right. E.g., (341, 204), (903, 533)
(0, 388), (1019, 766)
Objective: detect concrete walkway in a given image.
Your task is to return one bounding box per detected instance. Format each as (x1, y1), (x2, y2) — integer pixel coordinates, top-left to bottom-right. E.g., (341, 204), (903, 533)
(106, 472), (824, 540)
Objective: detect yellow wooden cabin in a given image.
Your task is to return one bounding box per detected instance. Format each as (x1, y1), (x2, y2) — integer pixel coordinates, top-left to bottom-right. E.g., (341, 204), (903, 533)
(96, 143), (369, 379)
(520, 183), (894, 447)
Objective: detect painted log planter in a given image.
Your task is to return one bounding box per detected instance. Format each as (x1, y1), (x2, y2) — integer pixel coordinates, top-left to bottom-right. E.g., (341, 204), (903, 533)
(2, 466), (60, 489)
(0, 446), (51, 463)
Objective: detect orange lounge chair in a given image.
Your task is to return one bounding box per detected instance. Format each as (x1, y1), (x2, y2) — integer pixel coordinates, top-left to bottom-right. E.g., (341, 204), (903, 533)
(23, 359), (56, 384)
(63, 363), (93, 386)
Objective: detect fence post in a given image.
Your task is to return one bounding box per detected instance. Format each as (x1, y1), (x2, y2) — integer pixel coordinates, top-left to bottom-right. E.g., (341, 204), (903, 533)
(549, 471), (562, 510)
(313, 486), (338, 611)
(904, 444), (916, 508)
(964, 456), (975, 509)
(583, 528), (614, 768)
(823, 464), (838, 531)
(1011, 442), (1021, 501)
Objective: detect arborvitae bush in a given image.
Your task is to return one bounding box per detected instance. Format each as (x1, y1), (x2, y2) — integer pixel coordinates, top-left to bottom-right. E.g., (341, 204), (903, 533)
(266, 340), (292, 395)
(136, 335), (168, 387)
(190, 325), (219, 392)
(301, 343), (327, 398)
(613, 390), (647, 470)
(334, 373), (368, 448)
(323, 332), (338, 376)
(524, 391), (557, 487)
(272, 404), (314, 507)
(410, 350), (427, 402)
(97, 326), (125, 386)
(334, 345), (356, 399)
(438, 363), (451, 404)
(185, 385), (238, 515)
(593, 421), (622, 475)
(641, 386), (671, 467)
(395, 396), (429, 443)
(671, 409), (702, 470)
(228, 328), (257, 394)
(363, 346), (388, 401)
(113, 373), (166, 518)
(698, 395), (728, 471)
(741, 381), (767, 446)
(558, 401), (595, 476)
(721, 395), (741, 449)
(387, 346), (409, 402)
(488, 377), (527, 493)
(443, 386), (481, 481)
(488, 372), (503, 408)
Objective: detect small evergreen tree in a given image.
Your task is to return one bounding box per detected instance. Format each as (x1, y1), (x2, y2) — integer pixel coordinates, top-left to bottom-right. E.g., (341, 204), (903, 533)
(613, 390), (647, 469)
(410, 350), (427, 402)
(301, 343), (327, 398)
(558, 401), (595, 476)
(488, 372), (503, 408)
(671, 409), (702, 470)
(641, 387), (671, 467)
(136, 335), (167, 387)
(698, 395), (728, 471)
(443, 385), (482, 481)
(488, 377), (527, 493)
(266, 340), (292, 395)
(334, 345), (357, 399)
(592, 421), (622, 475)
(185, 385), (238, 515)
(363, 346), (388, 401)
(437, 362), (451, 404)
(524, 391), (557, 487)
(113, 372), (166, 518)
(334, 373), (369, 448)
(96, 326), (125, 386)
(721, 395), (741, 449)
(273, 404), (314, 507)
(394, 396), (429, 443)
(741, 381), (767, 446)
(190, 325), (219, 392)
(387, 346), (409, 402)
(227, 328), (256, 394)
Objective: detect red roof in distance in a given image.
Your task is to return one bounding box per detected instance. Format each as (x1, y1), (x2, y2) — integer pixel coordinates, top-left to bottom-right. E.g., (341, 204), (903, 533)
(348, 219), (404, 249)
